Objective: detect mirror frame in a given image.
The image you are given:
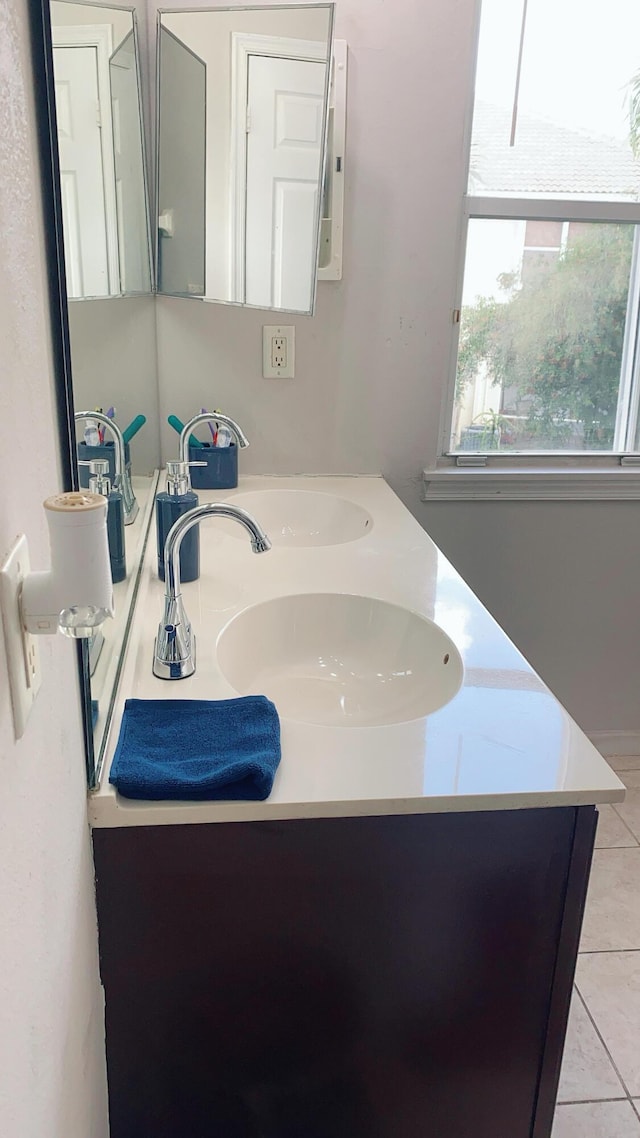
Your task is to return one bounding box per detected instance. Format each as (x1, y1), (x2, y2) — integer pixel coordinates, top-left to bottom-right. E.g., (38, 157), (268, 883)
(28, 0), (96, 783)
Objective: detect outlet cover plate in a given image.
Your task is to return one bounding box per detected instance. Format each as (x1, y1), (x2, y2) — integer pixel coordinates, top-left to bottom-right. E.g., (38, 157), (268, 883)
(263, 325), (295, 378)
(0, 535), (42, 739)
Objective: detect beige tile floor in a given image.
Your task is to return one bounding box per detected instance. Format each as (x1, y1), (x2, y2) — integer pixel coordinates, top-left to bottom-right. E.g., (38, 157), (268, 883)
(553, 756), (640, 1136)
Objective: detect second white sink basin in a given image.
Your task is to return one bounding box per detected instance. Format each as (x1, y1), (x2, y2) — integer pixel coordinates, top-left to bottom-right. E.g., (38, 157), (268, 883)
(217, 593), (464, 726)
(222, 489), (373, 547)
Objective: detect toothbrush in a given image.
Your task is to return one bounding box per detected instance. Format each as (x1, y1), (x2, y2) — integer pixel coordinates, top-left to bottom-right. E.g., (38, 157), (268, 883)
(122, 414), (147, 444)
(103, 407), (115, 443)
(167, 414), (204, 448)
(213, 409), (232, 448)
(200, 408), (217, 445)
(95, 408), (104, 444)
(84, 420), (100, 446)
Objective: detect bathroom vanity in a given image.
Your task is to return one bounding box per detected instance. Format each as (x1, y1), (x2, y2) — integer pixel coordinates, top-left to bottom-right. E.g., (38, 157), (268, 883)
(90, 476), (623, 1138)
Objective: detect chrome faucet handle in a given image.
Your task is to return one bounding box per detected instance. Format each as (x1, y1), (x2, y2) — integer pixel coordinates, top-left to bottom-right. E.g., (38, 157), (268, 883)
(75, 410), (139, 526)
(152, 502), (271, 680)
(153, 614), (194, 681)
(179, 412), (249, 464)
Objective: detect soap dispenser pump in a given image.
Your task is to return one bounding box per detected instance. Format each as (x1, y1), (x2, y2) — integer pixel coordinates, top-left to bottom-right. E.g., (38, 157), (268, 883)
(80, 459), (126, 584)
(156, 460), (201, 582)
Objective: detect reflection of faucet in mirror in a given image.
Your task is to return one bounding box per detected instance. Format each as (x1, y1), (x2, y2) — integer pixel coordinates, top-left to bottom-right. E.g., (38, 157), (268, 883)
(179, 411), (250, 462)
(153, 504), (271, 680)
(75, 411), (139, 525)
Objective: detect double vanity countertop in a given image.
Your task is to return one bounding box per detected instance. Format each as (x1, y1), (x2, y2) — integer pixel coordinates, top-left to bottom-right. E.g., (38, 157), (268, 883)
(89, 475), (623, 828)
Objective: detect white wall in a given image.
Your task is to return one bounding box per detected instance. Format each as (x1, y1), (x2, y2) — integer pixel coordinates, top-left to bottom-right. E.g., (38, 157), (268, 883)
(68, 296), (160, 474)
(149, 0), (640, 736)
(153, 0), (474, 487)
(423, 500), (640, 735)
(0, 1), (108, 1134)
(50, 0), (133, 51)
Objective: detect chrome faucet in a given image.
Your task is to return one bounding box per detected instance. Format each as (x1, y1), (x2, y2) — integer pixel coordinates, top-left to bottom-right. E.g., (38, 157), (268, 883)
(179, 411), (249, 462)
(75, 410), (139, 525)
(152, 503), (271, 680)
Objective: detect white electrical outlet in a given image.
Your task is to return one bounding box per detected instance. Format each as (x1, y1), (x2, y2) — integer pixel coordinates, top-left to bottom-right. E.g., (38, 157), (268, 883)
(0, 535), (42, 739)
(263, 325), (295, 378)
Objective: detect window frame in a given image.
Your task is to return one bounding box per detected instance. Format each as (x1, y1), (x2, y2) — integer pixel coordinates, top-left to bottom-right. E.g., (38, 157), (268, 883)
(431, 1), (640, 499)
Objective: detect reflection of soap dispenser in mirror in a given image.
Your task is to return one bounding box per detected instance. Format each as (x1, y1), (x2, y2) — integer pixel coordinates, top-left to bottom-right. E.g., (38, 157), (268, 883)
(156, 460), (201, 583)
(80, 459), (126, 584)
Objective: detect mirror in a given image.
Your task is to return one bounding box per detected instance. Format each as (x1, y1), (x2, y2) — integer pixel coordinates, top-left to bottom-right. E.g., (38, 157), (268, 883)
(48, 0), (160, 783)
(50, 1), (152, 298)
(157, 5), (334, 314)
(38, 0), (336, 785)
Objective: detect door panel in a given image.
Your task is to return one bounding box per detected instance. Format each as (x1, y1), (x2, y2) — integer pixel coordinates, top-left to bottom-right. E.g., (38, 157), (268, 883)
(273, 180), (320, 309)
(245, 54), (325, 311)
(53, 45), (111, 297)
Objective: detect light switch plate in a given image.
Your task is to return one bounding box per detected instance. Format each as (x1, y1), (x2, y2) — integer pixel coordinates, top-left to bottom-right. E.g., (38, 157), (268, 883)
(0, 535), (42, 739)
(263, 325), (295, 378)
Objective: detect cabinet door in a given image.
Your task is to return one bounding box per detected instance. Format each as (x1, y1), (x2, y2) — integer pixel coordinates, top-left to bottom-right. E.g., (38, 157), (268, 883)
(94, 806), (594, 1138)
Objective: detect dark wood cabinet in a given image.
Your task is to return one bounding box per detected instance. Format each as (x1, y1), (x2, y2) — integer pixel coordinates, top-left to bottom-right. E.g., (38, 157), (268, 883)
(93, 805), (596, 1137)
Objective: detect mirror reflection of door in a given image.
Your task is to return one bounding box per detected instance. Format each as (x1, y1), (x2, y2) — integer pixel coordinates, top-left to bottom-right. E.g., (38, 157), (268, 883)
(50, 2), (152, 299)
(157, 5), (334, 316)
(243, 53), (326, 310)
(53, 30), (119, 297)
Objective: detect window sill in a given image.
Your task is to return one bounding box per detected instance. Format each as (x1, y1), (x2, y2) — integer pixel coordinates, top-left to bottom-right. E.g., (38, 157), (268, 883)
(422, 465), (640, 501)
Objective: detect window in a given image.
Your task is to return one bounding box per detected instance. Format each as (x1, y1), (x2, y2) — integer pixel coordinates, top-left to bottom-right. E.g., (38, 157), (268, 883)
(446, 0), (640, 459)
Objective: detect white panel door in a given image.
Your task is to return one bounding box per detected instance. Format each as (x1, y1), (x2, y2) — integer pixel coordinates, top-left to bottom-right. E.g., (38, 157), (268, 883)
(53, 45), (110, 297)
(245, 55), (325, 312)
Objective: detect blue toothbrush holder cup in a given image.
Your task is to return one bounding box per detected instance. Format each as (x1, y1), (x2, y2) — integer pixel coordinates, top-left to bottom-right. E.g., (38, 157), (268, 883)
(188, 442), (238, 489)
(77, 441), (131, 488)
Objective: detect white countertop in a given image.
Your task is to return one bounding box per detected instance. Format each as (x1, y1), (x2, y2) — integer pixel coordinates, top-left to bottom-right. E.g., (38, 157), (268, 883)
(89, 475), (624, 827)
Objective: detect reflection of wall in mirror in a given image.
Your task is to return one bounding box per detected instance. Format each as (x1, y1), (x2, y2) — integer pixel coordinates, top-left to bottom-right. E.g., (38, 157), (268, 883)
(50, 0), (132, 53)
(49, 3), (159, 474)
(160, 8), (331, 304)
(157, 26), (206, 297)
(110, 30), (151, 294)
(50, 2), (151, 299)
(67, 297), (161, 475)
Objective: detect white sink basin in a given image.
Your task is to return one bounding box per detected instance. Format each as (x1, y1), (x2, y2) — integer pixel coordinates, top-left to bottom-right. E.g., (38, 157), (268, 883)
(222, 489), (373, 547)
(217, 593), (463, 726)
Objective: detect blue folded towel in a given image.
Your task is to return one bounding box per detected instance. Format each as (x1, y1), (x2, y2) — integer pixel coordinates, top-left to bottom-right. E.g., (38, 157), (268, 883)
(109, 696), (281, 801)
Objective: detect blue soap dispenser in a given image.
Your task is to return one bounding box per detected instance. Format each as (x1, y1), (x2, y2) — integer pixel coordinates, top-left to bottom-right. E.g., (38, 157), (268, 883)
(82, 459), (126, 584)
(156, 460), (200, 582)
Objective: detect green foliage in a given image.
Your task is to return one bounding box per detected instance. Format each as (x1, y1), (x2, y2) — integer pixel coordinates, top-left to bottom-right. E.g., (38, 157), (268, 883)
(456, 225), (633, 443)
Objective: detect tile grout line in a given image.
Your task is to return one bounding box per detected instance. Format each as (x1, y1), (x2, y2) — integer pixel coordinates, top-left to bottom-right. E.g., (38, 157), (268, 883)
(594, 838), (639, 851)
(565, 762), (640, 1124)
(605, 758), (640, 771)
(573, 984), (637, 1105)
(609, 804), (640, 845)
(559, 1096), (627, 1105)
(579, 947), (640, 955)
